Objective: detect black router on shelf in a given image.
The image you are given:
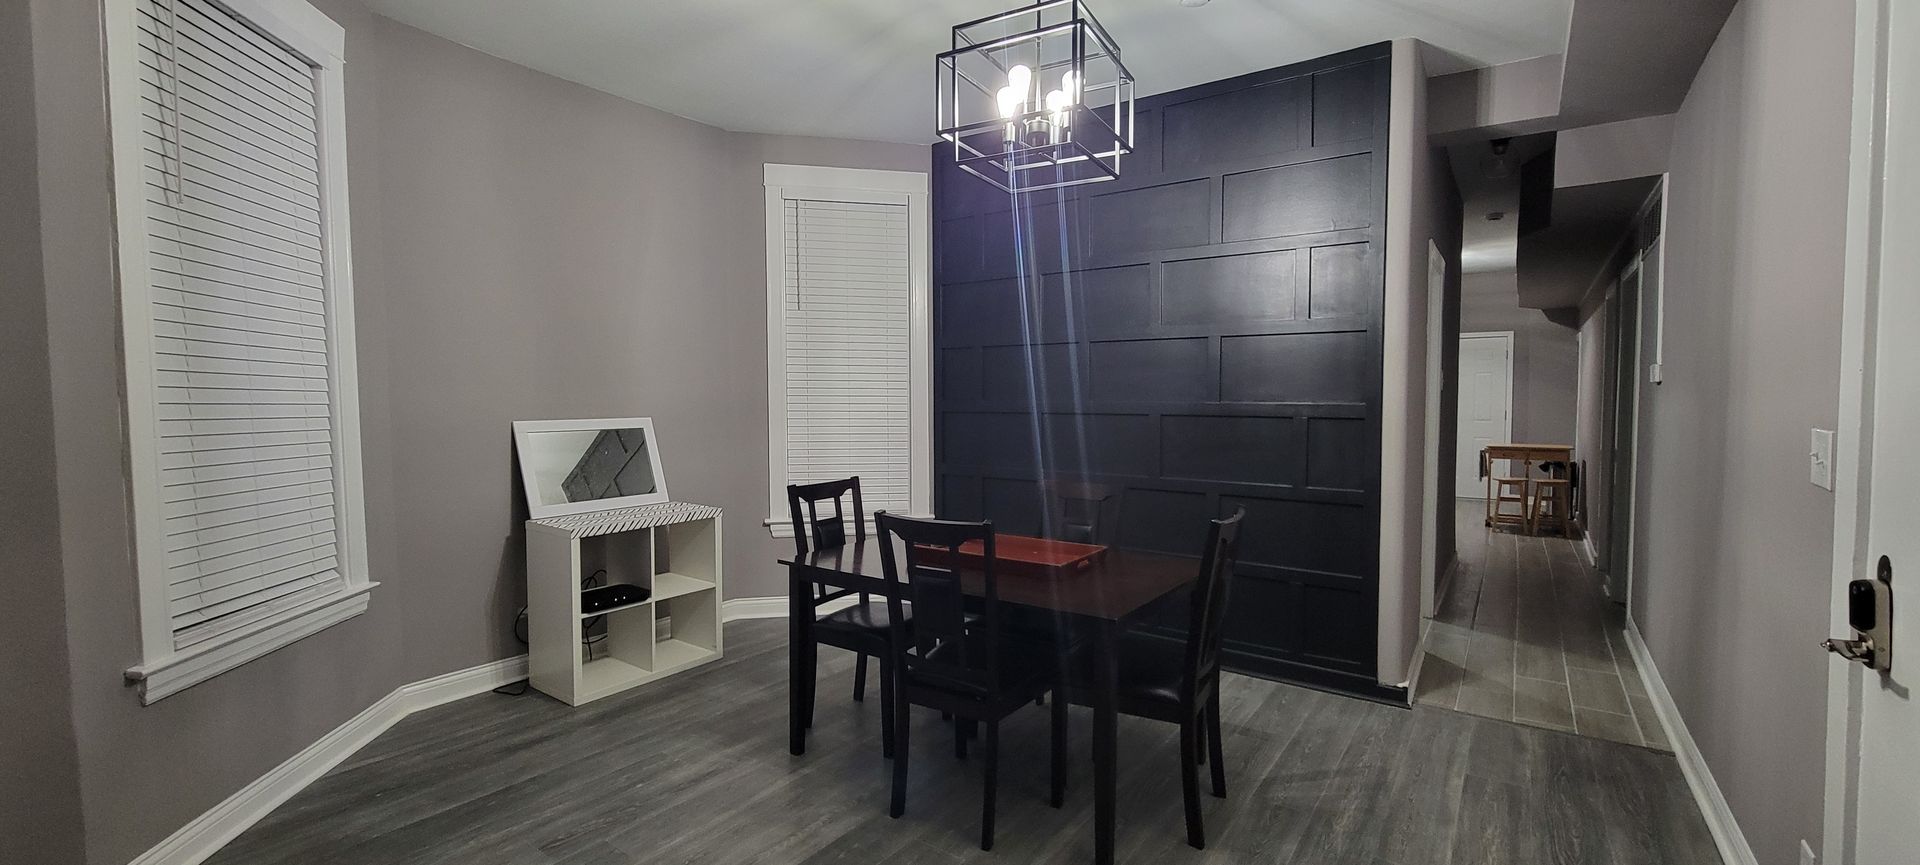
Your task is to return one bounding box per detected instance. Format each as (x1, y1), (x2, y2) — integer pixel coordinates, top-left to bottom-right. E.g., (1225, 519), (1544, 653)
(581, 584), (650, 614)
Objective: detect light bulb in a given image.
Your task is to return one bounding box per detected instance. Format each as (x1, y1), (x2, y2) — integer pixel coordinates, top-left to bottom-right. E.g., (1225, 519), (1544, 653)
(1045, 88), (1069, 113)
(1061, 71), (1079, 102)
(1007, 64), (1032, 97)
(996, 86), (1022, 119)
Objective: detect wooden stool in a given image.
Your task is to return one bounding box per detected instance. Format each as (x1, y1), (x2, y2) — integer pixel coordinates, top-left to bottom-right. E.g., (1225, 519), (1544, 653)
(1483, 451), (1531, 530)
(1531, 478), (1572, 537)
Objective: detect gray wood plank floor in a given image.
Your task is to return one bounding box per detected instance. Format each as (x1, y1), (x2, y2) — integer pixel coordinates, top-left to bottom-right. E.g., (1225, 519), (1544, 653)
(207, 616), (1715, 865)
(1417, 501), (1672, 751)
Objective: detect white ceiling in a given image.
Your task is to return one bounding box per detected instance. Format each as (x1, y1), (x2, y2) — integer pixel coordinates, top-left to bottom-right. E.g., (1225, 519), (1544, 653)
(360, 0), (1574, 144)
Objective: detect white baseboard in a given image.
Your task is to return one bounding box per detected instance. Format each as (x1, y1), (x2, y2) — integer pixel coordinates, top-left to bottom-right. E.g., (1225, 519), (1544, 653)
(130, 654), (528, 865)
(1582, 534), (1600, 567)
(1432, 556), (1460, 616)
(1401, 557), (1459, 699)
(1400, 616), (1434, 699)
(1622, 617), (1756, 865)
(721, 594), (857, 622)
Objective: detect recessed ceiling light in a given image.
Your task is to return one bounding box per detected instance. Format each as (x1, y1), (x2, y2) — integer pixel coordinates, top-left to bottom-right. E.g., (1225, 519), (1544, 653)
(1179, 0), (1211, 7)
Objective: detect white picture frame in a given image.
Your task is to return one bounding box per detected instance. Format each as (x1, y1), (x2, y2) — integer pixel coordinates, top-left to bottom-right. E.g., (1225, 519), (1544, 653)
(513, 417), (671, 519)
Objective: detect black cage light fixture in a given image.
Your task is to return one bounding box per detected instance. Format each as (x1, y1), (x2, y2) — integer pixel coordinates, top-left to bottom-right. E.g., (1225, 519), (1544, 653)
(936, 0), (1135, 194)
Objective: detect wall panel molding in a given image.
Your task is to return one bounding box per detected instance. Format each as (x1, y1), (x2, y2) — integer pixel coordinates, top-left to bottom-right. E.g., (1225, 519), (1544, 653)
(932, 43), (1394, 692)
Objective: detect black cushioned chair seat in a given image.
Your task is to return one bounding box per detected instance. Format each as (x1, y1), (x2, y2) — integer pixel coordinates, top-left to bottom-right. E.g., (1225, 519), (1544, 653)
(1108, 632), (1188, 709)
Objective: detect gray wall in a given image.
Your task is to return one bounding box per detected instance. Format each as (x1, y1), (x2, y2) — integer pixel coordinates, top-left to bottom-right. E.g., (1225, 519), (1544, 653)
(1555, 114), (1675, 189)
(1, 0), (88, 859)
(1427, 53), (1564, 144)
(1634, 0), (1853, 859)
(1381, 39), (1463, 686)
(360, 14), (925, 681)
(1459, 270), (1579, 446)
(1573, 293), (1612, 555)
(17, 0), (923, 861)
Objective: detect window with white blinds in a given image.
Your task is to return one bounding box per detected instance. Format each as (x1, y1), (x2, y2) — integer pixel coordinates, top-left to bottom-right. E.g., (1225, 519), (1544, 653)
(781, 199), (914, 513)
(110, 0), (366, 701)
(763, 165), (930, 531)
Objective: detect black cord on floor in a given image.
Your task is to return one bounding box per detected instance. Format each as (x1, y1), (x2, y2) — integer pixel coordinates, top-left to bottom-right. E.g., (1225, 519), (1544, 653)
(492, 679), (530, 696)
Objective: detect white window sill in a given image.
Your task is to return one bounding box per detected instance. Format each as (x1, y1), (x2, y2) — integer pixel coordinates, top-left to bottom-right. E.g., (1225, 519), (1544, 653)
(124, 582), (378, 704)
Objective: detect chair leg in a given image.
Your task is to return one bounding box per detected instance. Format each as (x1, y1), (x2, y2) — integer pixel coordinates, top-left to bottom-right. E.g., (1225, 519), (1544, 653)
(981, 721), (1000, 851)
(879, 655), (895, 760)
(1180, 717), (1205, 850)
(1206, 693), (1227, 798)
(802, 639), (818, 730)
(889, 693), (910, 818)
(853, 651), (868, 703)
(1050, 687), (1067, 808)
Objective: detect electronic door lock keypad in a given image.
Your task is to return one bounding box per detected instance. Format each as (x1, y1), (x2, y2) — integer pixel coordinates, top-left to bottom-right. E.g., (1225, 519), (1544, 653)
(1826, 555), (1895, 672)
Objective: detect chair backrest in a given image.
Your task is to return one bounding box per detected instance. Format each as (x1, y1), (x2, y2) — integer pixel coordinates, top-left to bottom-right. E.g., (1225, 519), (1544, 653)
(1039, 478), (1117, 545)
(1182, 508), (1245, 701)
(786, 477), (865, 556)
(875, 512), (1000, 695)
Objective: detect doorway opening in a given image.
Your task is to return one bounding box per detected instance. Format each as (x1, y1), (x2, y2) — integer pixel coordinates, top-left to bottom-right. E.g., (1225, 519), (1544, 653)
(1416, 135), (1669, 747)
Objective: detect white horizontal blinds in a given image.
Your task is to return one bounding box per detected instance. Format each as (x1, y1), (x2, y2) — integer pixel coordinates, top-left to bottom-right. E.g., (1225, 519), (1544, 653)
(782, 198), (914, 514)
(137, 0), (343, 650)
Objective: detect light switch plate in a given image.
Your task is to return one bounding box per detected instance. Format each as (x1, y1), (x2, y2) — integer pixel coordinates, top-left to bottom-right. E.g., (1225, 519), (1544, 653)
(1811, 429), (1836, 490)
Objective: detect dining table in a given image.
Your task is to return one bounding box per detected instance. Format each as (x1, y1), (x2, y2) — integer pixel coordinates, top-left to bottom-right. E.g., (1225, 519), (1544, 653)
(1481, 442), (1574, 534)
(779, 538), (1199, 865)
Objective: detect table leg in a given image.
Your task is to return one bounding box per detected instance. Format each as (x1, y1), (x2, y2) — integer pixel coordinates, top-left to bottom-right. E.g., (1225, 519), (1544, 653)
(1484, 451), (1494, 528)
(789, 564), (809, 756)
(1523, 458), (1537, 535)
(1091, 619), (1119, 865)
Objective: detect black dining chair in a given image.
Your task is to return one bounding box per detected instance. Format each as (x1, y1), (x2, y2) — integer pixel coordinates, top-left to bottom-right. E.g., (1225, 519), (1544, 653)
(788, 477), (908, 758)
(1039, 478), (1119, 545)
(1073, 507), (1244, 850)
(875, 512), (1067, 851)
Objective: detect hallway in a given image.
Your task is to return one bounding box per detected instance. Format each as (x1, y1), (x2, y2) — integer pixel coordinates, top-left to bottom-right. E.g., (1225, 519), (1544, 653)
(1416, 502), (1670, 751)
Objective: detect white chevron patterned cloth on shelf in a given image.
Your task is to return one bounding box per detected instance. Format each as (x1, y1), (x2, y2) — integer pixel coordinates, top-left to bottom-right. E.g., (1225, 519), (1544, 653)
(531, 502), (723, 539)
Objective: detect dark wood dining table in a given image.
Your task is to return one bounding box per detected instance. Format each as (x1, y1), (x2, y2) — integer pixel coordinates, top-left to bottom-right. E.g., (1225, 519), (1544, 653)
(780, 539), (1199, 865)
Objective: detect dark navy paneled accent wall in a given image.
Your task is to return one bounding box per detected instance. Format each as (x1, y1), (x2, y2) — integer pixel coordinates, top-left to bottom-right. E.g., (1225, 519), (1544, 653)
(932, 44), (1393, 693)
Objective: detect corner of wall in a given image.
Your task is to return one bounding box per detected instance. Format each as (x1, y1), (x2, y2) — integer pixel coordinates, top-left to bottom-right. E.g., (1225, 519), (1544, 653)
(1377, 38), (1432, 686)
(3, 0), (89, 859)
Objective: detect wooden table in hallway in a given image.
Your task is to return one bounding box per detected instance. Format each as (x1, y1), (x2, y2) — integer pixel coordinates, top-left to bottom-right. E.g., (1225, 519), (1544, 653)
(1481, 443), (1575, 536)
(779, 539), (1198, 865)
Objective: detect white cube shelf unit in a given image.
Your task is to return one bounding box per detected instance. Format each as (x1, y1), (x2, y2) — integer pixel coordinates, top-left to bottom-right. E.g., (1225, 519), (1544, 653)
(526, 502), (724, 706)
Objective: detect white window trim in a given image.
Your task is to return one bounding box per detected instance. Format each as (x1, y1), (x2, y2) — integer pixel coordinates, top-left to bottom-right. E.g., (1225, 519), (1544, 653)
(763, 164), (932, 538)
(105, 0), (376, 703)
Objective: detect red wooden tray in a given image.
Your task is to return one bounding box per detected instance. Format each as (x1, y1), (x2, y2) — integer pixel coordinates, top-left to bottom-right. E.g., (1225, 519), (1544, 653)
(915, 534), (1108, 579)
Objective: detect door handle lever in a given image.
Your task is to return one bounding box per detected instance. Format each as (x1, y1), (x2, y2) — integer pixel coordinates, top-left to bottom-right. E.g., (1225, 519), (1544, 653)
(1823, 636), (1877, 667)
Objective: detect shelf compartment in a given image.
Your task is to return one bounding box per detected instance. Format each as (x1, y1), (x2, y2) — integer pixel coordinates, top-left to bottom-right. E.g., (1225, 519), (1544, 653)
(656, 589), (718, 654)
(650, 638), (718, 674)
(577, 655), (651, 703)
(651, 571), (714, 602)
(656, 518), (718, 583)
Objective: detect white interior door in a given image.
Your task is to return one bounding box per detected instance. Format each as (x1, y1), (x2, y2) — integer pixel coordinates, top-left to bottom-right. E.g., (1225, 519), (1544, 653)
(1826, 1), (1920, 861)
(1454, 332), (1513, 497)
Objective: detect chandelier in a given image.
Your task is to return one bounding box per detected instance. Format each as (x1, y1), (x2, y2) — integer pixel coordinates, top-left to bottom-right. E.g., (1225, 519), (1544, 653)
(936, 0), (1136, 194)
